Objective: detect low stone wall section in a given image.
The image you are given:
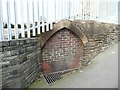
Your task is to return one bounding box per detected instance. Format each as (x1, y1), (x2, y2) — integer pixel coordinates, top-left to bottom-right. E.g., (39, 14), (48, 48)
(73, 20), (119, 65)
(0, 38), (41, 88)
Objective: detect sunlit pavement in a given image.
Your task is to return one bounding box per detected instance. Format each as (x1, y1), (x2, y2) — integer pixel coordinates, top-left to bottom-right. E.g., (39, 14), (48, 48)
(29, 43), (118, 88)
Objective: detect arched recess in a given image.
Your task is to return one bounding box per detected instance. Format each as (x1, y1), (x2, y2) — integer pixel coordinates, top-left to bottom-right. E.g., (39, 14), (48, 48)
(39, 20), (88, 48)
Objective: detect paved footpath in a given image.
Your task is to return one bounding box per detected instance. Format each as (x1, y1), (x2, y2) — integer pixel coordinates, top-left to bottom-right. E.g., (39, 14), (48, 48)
(29, 43), (118, 88)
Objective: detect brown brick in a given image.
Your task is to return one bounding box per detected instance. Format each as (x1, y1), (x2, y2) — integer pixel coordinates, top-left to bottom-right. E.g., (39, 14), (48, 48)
(42, 29), (83, 74)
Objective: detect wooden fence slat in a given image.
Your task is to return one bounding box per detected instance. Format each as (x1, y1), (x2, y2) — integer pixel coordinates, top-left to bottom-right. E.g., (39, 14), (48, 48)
(0, 0), (118, 41)
(42, 0), (44, 33)
(37, 0), (40, 34)
(32, 0), (35, 36)
(46, 0), (49, 31)
(0, 0), (4, 41)
(14, 0), (19, 39)
(7, 0), (12, 40)
(21, 0), (25, 38)
(27, 0), (30, 38)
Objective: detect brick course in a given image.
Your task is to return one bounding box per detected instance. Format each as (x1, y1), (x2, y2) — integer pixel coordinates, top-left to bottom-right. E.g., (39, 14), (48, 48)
(42, 29), (84, 74)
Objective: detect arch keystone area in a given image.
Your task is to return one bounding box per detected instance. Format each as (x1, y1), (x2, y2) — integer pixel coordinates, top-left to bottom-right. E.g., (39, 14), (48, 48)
(39, 20), (88, 48)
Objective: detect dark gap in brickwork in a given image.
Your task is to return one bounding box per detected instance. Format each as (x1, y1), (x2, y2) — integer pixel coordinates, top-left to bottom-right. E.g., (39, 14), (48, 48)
(49, 24), (50, 30)
(35, 28), (38, 36)
(44, 25), (47, 32)
(40, 26), (42, 33)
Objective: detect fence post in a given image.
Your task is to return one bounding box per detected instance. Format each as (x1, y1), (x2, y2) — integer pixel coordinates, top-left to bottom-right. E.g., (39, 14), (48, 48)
(73, 0), (75, 20)
(50, 0), (53, 30)
(69, 0), (72, 19)
(37, 0), (40, 34)
(118, 1), (120, 24)
(75, 0), (77, 19)
(0, 0), (2, 86)
(42, 0), (45, 33)
(56, 0), (59, 21)
(68, 0), (70, 19)
(0, 0), (4, 41)
(21, 0), (25, 38)
(32, 0), (35, 36)
(14, 0), (19, 39)
(46, 0), (49, 31)
(65, 0), (68, 19)
(59, 0), (62, 20)
(61, 0), (63, 19)
(54, 0), (56, 21)
(96, 0), (99, 20)
(27, 0), (30, 38)
(71, 0), (73, 20)
(88, 0), (90, 20)
(7, 0), (12, 40)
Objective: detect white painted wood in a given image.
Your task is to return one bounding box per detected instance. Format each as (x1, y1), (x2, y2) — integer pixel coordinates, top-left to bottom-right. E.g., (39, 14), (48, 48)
(7, 0), (12, 40)
(46, 0), (49, 31)
(42, 0), (45, 33)
(0, 0), (118, 41)
(27, 0), (30, 37)
(32, 0), (35, 36)
(14, 0), (19, 39)
(21, 0), (25, 38)
(37, 0), (40, 34)
(0, 0), (4, 41)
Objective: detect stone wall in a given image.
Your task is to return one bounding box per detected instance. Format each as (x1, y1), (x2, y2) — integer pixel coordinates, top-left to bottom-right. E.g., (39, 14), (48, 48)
(73, 20), (119, 65)
(0, 38), (41, 88)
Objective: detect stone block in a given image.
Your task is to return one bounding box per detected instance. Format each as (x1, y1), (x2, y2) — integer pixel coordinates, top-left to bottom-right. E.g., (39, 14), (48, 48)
(0, 42), (2, 48)
(1, 41), (9, 47)
(2, 55), (17, 62)
(0, 47), (2, 52)
(10, 49), (19, 56)
(3, 46), (16, 51)
(19, 56), (28, 65)
(18, 48), (27, 55)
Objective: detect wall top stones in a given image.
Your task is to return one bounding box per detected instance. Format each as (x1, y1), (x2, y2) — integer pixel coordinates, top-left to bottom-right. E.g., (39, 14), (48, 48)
(39, 20), (119, 49)
(0, 37), (39, 52)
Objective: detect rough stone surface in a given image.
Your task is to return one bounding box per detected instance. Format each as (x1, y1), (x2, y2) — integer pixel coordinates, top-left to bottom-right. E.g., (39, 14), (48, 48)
(0, 38), (41, 88)
(72, 20), (119, 65)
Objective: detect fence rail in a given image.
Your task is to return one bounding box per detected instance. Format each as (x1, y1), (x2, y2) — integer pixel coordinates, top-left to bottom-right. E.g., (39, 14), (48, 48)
(0, 0), (118, 41)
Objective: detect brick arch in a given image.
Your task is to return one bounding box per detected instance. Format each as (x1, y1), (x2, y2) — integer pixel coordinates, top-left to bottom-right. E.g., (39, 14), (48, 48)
(41, 28), (84, 74)
(39, 20), (88, 49)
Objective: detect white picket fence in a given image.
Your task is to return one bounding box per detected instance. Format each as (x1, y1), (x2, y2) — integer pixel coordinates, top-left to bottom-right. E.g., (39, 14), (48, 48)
(0, 0), (119, 41)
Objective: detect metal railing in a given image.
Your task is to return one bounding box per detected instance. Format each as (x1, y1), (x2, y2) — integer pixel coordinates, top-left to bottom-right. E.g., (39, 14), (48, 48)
(0, 0), (119, 41)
